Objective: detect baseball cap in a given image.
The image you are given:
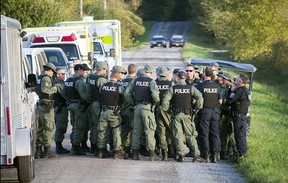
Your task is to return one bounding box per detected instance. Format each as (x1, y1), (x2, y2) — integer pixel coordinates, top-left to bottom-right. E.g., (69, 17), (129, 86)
(173, 68), (180, 75)
(94, 61), (108, 71)
(136, 68), (145, 77)
(112, 65), (127, 74)
(44, 62), (56, 73)
(82, 63), (91, 71)
(156, 66), (169, 77)
(211, 62), (221, 70)
(143, 65), (153, 73)
(74, 64), (84, 71)
(178, 71), (187, 79)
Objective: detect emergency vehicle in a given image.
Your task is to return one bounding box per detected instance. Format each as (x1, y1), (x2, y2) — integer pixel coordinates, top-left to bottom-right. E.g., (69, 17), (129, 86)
(56, 17), (122, 70)
(22, 26), (93, 66)
(1, 15), (38, 182)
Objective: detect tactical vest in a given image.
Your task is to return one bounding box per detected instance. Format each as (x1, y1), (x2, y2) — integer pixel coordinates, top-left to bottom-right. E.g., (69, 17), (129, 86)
(199, 81), (220, 108)
(37, 75), (54, 100)
(121, 77), (133, 90)
(100, 82), (120, 106)
(171, 85), (192, 109)
(156, 80), (172, 103)
(232, 87), (250, 114)
(89, 74), (102, 102)
(134, 77), (153, 103)
(65, 77), (81, 100)
(53, 80), (66, 104)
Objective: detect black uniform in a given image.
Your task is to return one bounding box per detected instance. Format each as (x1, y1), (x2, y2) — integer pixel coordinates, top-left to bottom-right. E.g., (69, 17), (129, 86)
(196, 80), (222, 158)
(227, 86), (250, 156)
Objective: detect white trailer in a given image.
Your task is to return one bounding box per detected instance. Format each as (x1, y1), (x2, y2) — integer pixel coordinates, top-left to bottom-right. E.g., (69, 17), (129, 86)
(1, 15), (37, 182)
(56, 17), (122, 70)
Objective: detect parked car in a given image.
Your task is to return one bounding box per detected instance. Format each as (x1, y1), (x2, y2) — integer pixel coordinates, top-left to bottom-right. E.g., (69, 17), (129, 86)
(23, 48), (47, 77)
(150, 35), (167, 48)
(169, 35), (185, 48)
(42, 47), (72, 77)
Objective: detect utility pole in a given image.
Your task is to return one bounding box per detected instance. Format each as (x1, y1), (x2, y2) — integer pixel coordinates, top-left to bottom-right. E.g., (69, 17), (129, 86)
(104, 0), (107, 10)
(80, 0), (83, 17)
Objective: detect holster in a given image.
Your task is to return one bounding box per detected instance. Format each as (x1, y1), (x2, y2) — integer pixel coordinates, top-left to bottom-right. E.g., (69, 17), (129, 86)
(113, 106), (121, 116)
(40, 99), (53, 109)
(79, 99), (90, 112)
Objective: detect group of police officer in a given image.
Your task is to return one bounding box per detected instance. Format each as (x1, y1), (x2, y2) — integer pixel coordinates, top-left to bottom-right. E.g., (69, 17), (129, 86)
(35, 61), (250, 163)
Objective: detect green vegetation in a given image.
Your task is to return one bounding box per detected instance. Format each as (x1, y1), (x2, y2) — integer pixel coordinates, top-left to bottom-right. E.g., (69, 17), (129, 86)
(180, 22), (288, 183)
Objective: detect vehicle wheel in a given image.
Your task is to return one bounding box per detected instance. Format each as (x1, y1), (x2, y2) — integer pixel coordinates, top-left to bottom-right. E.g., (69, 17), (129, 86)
(150, 46), (153, 48)
(17, 140), (35, 182)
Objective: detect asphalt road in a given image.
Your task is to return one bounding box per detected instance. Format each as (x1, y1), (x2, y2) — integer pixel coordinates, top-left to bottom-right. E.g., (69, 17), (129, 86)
(1, 22), (246, 183)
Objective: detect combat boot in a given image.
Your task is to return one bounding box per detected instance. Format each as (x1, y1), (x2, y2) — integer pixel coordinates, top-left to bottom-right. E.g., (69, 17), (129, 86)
(56, 142), (70, 154)
(71, 145), (86, 156)
(90, 143), (96, 154)
(114, 150), (123, 159)
(35, 146), (43, 159)
(185, 148), (193, 157)
(211, 151), (217, 163)
(123, 146), (132, 159)
(81, 141), (90, 153)
(161, 148), (168, 161)
(168, 144), (175, 159)
(201, 152), (210, 163)
(220, 151), (227, 160)
(98, 148), (108, 158)
(177, 155), (184, 162)
(140, 146), (150, 157)
(132, 149), (140, 160)
(43, 146), (59, 158)
(149, 150), (158, 161)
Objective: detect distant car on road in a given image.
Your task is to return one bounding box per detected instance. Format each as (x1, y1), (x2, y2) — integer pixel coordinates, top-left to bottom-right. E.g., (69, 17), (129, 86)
(169, 35), (185, 48)
(150, 35), (167, 48)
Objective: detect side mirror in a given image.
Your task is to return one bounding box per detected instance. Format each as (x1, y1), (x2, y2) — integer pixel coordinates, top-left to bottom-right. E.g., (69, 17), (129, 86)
(110, 49), (115, 57)
(26, 74), (37, 87)
(88, 52), (93, 61)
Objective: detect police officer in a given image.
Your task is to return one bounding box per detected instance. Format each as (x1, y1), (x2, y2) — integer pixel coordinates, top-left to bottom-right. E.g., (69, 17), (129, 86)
(161, 71), (203, 162)
(97, 66), (127, 159)
(155, 66), (174, 161)
(120, 63), (137, 157)
(54, 68), (70, 154)
(196, 66), (222, 163)
(172, 68), (180, 84)
(65, 64), (90, 155)
(227, 73), (250, 158)
(185, 64), (195, 85)
(89, 61), (108, 156)
(81, 63), (92, 153)
(124, 65), (160, 161)
(35, 62), (58, 159)
(218, 72), (237, 160)
(193, 65), (202, 85)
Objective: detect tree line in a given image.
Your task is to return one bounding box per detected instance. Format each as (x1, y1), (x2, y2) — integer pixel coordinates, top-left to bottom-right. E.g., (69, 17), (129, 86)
(1, 0), (287, 75)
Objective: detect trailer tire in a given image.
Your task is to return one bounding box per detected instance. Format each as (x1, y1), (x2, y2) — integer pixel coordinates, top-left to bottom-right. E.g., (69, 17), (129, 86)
(17, 141), (35, 182)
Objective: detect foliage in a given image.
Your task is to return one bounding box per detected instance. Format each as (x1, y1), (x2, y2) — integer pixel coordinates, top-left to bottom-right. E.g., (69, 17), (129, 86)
(1, 0), (79, 28)
(84, 0), (145, 48)
(199, 0), (288, 67)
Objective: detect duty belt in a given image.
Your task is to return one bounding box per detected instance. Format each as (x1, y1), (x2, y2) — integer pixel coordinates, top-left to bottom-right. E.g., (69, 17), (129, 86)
(69, 100), (80, 104)
(102, 105), (119, 111)
(135, 101), (150, 105)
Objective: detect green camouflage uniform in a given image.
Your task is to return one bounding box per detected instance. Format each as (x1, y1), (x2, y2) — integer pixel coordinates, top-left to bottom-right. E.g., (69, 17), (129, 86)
(161, 80), (203, 158)
(124, 74), (160, 152)
(36, 75), (57, 147)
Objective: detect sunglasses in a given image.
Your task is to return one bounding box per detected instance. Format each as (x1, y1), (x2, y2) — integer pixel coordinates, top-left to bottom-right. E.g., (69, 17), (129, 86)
(186, 70), (194, 72)
(58, 73), (65, 75)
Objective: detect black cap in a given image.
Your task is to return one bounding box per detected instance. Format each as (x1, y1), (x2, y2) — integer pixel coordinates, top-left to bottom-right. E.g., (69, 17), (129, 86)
(74, 64), (84, 71)
(82, 63), (91, 71)
(173, 68), (180, 74)
(178, 71), (186, 79)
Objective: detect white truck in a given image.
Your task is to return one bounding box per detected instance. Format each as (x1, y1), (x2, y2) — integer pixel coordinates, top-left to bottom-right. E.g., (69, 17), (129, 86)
(22, 26), (93, 66)
(1, 15), (38, 182)
(56, 17), (122, 70)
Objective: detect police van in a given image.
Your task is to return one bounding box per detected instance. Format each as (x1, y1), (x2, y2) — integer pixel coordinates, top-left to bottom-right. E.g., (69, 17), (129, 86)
(22, 26), (93, 67)
(1, 15), (37, 182)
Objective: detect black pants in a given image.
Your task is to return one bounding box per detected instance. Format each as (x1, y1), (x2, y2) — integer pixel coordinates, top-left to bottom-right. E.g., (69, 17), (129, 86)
(198, 107), (220, 154)
(233, 113), (248, 155)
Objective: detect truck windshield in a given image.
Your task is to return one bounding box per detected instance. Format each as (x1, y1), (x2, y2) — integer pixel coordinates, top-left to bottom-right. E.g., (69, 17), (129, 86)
(31, 44), (80, 61)
(93, 42), (104, 55)
(44, 50), (67, 67)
